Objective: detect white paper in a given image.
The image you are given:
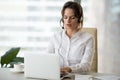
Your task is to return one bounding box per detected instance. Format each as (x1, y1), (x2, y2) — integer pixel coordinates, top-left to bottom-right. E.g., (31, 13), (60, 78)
(75, 74), (120, 80)
(96, 75), (120, 80)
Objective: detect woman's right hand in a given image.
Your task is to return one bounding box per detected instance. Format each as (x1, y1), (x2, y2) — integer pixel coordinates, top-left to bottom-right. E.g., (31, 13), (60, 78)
(61, 67), (72, 74)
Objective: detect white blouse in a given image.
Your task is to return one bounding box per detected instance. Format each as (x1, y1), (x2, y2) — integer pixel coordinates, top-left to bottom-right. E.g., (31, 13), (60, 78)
(47, 30), (94, 73)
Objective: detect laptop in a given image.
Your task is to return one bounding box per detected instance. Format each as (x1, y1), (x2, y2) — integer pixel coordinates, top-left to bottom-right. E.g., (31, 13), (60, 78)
(24, 52), (60, 80)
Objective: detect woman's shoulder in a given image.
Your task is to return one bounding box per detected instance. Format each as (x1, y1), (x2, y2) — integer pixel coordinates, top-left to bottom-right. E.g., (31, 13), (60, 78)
(52, 30), (63, 38)
(54, 30), (63, 35)
(80, 31), (93, 39)
(49, 30), (63, 42)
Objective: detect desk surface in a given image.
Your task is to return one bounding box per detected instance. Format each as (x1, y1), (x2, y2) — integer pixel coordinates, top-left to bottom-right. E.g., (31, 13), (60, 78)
(0, 68), (120, 80)
(0, 68), (35, 80)
(0, 68), (73, 80)
(76, 72), (120, 80)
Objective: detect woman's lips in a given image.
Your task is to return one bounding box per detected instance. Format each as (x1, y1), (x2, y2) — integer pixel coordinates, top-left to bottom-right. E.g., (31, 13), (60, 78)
(66, 24), (71, 27)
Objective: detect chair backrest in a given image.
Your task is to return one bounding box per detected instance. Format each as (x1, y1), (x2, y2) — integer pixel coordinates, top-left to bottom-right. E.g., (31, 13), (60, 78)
(81, 28), (98, 72)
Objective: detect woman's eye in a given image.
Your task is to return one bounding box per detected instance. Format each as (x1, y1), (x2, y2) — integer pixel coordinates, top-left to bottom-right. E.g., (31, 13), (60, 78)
(63, 16), (76, 19)
(70, 16), (75, 19)
(63, 16), (67, 19)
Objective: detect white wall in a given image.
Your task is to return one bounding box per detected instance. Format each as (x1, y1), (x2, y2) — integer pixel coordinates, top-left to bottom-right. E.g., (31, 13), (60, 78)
(86, 0), (120, 74)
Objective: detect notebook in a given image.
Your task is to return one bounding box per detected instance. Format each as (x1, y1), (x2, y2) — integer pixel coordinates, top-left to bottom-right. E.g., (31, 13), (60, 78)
(24, 52), (60, 80)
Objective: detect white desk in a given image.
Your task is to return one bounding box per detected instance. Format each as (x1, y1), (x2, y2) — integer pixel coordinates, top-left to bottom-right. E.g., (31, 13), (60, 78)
(0, 68), (36, 80)
(0, 68), (73, 80)
(0, 68), (120, 80)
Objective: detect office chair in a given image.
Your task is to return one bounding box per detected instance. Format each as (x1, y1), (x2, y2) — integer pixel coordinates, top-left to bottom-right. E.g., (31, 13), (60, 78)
(81, 28), (98, 72)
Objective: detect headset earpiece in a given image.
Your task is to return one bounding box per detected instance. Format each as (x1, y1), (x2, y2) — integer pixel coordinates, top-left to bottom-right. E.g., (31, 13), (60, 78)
(78, 17), (83, 23)
(60, 18), (64, 29)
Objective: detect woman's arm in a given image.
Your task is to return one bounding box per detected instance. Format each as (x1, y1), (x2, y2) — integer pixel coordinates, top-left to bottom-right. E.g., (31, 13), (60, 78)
(70, 37), (94, 73)
(47, 36), (55, 53)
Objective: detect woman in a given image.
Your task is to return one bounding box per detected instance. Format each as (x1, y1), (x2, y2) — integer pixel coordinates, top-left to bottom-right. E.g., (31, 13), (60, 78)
(48, 1), (94, 74)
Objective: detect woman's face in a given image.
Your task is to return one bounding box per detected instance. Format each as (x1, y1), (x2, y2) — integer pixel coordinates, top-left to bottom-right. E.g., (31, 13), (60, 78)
(63, 8), (79, 31)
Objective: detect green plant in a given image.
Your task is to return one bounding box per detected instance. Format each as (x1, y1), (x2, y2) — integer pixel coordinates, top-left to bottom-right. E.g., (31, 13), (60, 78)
(1, 47), (21, 67)
(9, 57), (24, 68)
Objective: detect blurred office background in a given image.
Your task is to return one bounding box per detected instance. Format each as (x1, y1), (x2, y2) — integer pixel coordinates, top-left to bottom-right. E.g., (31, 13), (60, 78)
(0, 0), (120, 74)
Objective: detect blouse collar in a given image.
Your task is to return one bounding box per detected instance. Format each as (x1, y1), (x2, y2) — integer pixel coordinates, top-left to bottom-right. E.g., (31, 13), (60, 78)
(62, 30), (82, 39)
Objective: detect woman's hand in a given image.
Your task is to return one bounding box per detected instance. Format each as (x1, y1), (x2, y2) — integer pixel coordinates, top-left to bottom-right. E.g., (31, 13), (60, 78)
(61, 67), (72, 74)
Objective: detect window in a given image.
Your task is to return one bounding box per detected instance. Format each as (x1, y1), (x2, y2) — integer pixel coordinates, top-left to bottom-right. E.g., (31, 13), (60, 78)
(0, 0), (70, 57)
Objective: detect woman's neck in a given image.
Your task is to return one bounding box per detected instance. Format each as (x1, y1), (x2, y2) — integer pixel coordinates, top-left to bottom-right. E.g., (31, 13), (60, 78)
(66, 29), (79, 38)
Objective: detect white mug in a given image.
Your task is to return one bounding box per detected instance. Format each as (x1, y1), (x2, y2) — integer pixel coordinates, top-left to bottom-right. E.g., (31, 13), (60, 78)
(14, 63), (24, 71)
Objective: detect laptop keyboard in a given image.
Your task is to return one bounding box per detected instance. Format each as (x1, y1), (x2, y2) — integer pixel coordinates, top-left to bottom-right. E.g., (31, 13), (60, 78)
(60, 73), (75, 80)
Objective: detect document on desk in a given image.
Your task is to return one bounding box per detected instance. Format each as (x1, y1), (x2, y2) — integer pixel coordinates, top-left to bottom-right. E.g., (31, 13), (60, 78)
(95, 75), (120, 80)
(75, 74), (93, 80)
(75, 74), (120, 80)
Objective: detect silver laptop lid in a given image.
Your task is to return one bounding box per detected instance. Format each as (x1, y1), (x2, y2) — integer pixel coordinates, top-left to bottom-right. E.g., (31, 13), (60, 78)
(24, 53), (60, 80)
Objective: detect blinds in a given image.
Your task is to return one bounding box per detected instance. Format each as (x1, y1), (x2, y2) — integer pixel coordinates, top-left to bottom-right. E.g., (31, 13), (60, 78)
(0, 0), (70, 57)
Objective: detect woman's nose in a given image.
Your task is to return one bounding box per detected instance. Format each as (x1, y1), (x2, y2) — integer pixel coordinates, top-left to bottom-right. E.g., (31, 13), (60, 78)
(67, 18), (71, 23)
